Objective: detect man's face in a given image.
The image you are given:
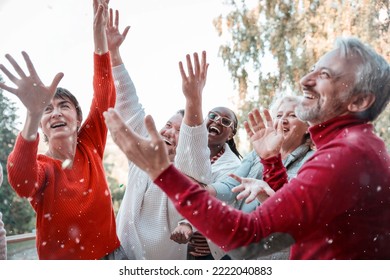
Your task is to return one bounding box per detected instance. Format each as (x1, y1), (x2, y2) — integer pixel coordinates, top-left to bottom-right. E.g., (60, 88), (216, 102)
(296, 49), (360, 126)
(159, 113), (183, 162)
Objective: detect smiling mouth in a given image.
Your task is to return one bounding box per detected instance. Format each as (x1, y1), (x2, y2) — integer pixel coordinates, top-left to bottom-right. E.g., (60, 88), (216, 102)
(208, 126), (221, 135)
(303, 91), (316, 100)
(163, 139), (173, 146)
(51, 122), (66, 128)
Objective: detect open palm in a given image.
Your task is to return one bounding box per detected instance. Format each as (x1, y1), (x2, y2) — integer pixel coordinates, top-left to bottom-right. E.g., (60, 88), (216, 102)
(106, 9), (130, 51)
(230, 173), (275, 203)
(0, 52), (63, 114)
(179, 51), (209, 101)
(244, 108), (284, 159)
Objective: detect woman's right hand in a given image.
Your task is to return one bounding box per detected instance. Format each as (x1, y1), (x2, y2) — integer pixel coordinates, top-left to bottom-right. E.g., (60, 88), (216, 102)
(244, 108), (284, 159)
(0, 51), (63, 115)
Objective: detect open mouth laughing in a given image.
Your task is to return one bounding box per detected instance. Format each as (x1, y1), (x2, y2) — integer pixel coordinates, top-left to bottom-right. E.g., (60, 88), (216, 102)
(50, 122), (67, 129)
(208, 125), (221, 136)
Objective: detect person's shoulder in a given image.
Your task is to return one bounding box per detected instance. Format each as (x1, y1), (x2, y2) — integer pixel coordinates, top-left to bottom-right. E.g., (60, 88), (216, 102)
(336, 123), (384, 153)
(222, 145), (241, 164)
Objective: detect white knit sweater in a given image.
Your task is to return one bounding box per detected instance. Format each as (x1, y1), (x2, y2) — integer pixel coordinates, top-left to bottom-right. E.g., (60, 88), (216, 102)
(176, 122), (241, 184)
(175, 117), (241, 260)
(113, 64), (187, 259)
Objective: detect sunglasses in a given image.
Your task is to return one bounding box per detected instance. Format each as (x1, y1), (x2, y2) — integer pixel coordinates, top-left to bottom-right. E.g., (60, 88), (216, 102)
(208, 111), (234, 128)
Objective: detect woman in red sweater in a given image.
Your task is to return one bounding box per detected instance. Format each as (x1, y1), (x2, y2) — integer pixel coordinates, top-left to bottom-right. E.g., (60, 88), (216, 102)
(0, 0), (121, 259)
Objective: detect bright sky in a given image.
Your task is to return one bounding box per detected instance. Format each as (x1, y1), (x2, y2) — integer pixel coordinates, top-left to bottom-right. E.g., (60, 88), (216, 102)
(0, 0), (237, 129)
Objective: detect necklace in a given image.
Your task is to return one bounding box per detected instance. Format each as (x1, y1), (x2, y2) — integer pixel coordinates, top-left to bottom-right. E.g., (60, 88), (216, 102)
(210, 147), (225, 165)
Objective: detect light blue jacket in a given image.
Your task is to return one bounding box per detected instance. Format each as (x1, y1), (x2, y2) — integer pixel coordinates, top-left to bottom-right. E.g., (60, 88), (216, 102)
(212, 144), (314, 213)
(211, 144), (314, 259)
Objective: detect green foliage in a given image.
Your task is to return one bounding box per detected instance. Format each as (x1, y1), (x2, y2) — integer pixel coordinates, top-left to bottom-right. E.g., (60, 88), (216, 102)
(0, 76), (36, 235)
(215, 0), (390, 149)
(103, 157), (125, 215)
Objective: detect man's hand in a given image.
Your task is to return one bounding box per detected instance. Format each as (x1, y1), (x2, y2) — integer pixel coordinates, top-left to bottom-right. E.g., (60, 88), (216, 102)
(104, 108), (170, 180)
(170, 223), (193, 244)
(230, 173), (275, 203)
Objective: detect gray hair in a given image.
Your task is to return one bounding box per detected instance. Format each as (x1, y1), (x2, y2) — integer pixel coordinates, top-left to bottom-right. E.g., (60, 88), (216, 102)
(269, 95), (312, 146)
(269, 95), (301, 118)
(335, 37), (390, 121)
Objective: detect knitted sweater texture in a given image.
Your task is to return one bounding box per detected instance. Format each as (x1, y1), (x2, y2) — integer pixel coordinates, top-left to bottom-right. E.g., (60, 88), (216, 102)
(7, 53), (119, 260)
(154, 115), (390, 259)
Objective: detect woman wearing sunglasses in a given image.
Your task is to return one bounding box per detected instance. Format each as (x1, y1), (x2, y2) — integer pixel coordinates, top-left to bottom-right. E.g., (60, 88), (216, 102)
(172, 52), (242, 260)
(207, 110), (242, 166)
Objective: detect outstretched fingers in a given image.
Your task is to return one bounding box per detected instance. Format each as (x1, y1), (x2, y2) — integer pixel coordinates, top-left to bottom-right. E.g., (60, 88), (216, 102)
(109, 8), (114, 28)
(144, 114), (162, 145)
(250, 108), (265, 131)
(0, 78), (16, 95)
(178, 61), (187, 81)
(275, 118), (285, 137)
(193, 52), (200, 77)
(104, 108), (130, 142)
(229, 173), (243, 184)
(263, 109), (273, 129)
(5, 53), (27, 79)
(114, 9), (118, 27)
(186, 54), (194, 78)
(243, 120), (253, 138)
(0, 64), (19, 87)
(21, 51), (40, 79)
(50, 72), (65, 92)
(122, 25), (130, 38)
(200, 50), (209, 79)
(93, 0), (99, 14)
(244, 192), (257, 204)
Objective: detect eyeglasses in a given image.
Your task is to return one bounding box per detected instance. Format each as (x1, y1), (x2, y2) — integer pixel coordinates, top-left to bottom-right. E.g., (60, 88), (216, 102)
(208, 111), (234, 128)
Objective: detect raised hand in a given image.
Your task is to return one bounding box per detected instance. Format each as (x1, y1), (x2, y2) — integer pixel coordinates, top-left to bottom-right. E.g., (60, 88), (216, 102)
(179, 51), (209, 104)
(230, 173), (275, 203)
(103, 108), (170, 180)
(93, 0), (110, 55)
(170, 223), (193, 244)
(93, 0), (109, 27)
(179, 51), (209, 126)
(0, 52), (63, 115)
(244, 108), (284, 159)
(107, 9), (130, 53)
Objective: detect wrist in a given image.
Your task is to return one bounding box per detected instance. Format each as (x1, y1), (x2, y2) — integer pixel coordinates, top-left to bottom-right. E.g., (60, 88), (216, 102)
(148, 162), (171, 181)
(185, 99), (202, 108)
(178, 221), (193, 230)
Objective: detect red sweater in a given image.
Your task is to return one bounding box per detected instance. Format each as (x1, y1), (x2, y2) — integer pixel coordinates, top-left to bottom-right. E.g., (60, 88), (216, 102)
(154, 115), (390, 259)
(7, 53), (120, 260)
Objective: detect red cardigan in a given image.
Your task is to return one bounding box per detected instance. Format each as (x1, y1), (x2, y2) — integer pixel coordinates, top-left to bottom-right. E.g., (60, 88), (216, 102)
(154, 115), (390, 259)
(7, 53), (120, 259)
